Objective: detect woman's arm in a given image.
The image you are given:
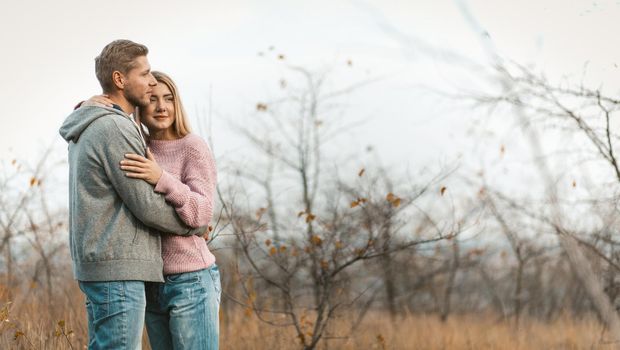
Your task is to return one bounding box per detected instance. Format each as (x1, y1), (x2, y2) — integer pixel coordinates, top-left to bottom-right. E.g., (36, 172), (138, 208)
(121, 143), (217, 228)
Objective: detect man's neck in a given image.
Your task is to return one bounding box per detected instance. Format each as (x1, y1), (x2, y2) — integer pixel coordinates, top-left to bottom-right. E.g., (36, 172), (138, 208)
(106, 92), (135, 115)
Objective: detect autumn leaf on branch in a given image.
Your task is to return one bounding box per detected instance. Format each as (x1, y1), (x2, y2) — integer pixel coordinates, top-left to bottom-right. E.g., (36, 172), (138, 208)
(386, 192), (401, 207)
(255, 207), (267, 219)
(350, 197), (368, 208)
(310, 235), (323, 246)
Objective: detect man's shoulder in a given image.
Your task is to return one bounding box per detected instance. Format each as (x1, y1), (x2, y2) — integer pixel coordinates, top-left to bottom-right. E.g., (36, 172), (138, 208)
(86, 111), (136, 136)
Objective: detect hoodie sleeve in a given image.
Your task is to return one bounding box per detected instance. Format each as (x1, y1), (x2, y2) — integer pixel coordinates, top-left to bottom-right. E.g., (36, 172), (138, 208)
(94, 115), (207, 237)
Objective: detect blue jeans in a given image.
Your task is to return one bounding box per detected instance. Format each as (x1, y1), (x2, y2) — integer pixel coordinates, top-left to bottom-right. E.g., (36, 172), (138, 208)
(145, 265), (222, 350)
(78, 280), (146, 350)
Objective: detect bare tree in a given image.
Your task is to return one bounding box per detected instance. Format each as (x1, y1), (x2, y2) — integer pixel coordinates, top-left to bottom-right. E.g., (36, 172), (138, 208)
(217, 63), (458, 349)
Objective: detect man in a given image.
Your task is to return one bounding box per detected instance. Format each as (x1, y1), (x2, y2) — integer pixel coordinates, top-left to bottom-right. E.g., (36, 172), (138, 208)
(59, 40), (206, 349)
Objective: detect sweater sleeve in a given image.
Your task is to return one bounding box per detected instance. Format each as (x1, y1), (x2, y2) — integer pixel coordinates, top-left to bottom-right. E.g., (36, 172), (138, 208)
(96, 116), (207, 237)
(153, 141), (217, 228)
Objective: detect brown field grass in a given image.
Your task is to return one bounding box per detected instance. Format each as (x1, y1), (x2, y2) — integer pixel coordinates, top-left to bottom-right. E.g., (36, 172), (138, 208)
(222, 310), (611, 350)
(0, 282), (615, 349)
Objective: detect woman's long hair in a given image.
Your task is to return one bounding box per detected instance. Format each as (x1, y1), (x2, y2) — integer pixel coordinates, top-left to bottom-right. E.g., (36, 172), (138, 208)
(141, 71), (192, 138)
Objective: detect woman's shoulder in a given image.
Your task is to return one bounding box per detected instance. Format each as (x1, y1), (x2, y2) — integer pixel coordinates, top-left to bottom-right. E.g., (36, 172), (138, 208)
(182, 133), (214, 160)
(183, 133), (211, 150)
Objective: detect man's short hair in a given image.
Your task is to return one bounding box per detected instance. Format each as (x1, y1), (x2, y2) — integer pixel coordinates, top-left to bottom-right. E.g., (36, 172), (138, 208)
(95, 40), (149, 93)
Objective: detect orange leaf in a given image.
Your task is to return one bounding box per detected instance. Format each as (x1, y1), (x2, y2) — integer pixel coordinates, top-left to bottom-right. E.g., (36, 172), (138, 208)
(358, 168), (365, 177)
(269, 246), (277, 256)
(350, 200), (359, 208)
(256, 207), (267, 219)
(310, 235), (323, 246)
(256, 103), (268, 111)
(305, 213), (316, 223)
(440, 186), (447, 196)
(467, 248), (485, 257)
(265, 239), (272, 246)
(29, 177), (37, 187)
(391, 198), (401, 207)
(297, 211), (306, 217)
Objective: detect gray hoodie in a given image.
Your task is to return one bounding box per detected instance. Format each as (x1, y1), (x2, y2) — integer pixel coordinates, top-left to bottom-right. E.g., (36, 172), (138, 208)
(59, 106), (205, 282)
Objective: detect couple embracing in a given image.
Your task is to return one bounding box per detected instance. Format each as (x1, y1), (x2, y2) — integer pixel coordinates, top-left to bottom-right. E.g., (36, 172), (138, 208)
(59, 39), (220, 349)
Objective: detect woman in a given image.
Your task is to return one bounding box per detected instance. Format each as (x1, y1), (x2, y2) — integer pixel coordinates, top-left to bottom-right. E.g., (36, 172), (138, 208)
(87, 71), (220, 350)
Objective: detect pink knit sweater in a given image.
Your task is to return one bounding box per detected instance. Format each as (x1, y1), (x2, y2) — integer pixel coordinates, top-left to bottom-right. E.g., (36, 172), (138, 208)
(149, 133), (217, 275)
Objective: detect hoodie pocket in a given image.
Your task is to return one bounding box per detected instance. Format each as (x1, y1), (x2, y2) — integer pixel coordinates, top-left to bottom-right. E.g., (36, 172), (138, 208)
(132, 220), (144, 245)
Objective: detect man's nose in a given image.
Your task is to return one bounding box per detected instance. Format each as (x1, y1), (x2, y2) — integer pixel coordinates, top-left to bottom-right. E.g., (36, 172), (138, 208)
(149, 74), (157, 86)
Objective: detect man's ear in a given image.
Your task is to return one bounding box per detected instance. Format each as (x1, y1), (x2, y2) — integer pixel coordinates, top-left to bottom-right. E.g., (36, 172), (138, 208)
(112, 71), (125, 90)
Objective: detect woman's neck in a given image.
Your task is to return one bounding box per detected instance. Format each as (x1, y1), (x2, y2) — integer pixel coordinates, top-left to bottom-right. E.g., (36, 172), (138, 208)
(149, 128), (177, 140)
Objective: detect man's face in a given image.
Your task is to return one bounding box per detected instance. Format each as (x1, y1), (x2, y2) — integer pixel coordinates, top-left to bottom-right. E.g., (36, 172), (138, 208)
(123, 56), (157, 108)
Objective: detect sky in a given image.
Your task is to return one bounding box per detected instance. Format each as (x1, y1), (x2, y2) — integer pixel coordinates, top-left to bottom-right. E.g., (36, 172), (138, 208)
(1, 0), (620, 197)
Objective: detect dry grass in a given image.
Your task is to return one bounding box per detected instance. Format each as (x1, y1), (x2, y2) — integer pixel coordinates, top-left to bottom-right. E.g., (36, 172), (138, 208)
(0, 282), (614, 349)
(222, 310), (611, 350)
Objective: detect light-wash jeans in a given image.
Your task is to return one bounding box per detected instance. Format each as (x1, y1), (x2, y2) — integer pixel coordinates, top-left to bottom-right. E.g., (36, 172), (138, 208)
(145, 264), (222, 350)
(79, 280), (146, 350)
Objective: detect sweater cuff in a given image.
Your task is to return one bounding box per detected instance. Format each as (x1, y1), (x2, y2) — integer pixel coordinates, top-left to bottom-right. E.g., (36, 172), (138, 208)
(154, 170), (177, 195)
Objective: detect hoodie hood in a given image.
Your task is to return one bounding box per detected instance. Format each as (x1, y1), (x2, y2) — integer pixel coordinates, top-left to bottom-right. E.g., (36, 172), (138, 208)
(59, 106), (128, 143)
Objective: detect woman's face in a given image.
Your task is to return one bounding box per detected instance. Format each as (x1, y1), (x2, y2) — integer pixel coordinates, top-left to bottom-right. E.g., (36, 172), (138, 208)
(141, 82), (176, 134)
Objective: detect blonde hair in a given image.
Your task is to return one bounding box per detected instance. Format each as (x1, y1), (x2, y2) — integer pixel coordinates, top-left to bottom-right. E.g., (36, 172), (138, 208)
(95, 40), (149, 93)
(146, 71), (192, 138)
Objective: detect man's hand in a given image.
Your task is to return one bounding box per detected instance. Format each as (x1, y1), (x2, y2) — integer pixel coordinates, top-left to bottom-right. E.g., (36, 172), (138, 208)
(82, 94), (114, 108)
(120, 148), (163, 185)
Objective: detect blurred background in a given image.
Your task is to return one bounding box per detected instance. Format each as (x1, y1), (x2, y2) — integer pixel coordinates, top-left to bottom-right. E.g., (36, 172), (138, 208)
(2, 0), (620, 348)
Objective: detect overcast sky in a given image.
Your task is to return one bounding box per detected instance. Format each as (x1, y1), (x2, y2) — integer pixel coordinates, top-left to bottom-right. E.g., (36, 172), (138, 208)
(1, 0), (619, 195)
